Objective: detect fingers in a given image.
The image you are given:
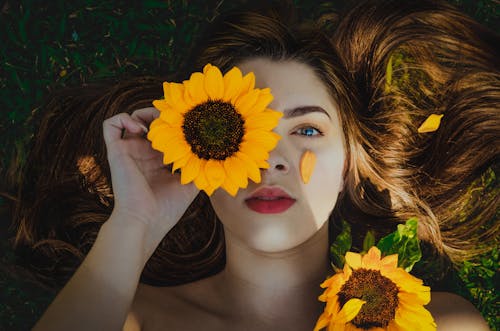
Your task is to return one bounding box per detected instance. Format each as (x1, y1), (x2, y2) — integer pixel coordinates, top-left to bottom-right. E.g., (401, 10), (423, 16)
(103, 113), (148, 147)
(131, 107), (160, 128)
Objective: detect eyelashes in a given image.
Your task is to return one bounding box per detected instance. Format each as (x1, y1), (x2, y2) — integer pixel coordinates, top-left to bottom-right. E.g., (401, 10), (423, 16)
(291, 125), (324, 138)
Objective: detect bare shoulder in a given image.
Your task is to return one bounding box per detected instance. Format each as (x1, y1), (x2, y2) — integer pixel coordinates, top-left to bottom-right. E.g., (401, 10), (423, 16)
(124, 277), (226, 331)
(427, 292), (491, 331)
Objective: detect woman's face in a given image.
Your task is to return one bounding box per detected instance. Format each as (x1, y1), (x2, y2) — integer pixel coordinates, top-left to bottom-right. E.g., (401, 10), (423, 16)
(209, 58), (346, 252)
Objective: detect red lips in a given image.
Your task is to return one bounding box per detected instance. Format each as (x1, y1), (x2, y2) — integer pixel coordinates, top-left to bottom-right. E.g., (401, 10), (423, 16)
(244, 187), (296, 214)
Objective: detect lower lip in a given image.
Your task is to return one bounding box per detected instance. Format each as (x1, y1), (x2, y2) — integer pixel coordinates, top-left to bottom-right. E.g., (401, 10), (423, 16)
(244, 198), (296, 214)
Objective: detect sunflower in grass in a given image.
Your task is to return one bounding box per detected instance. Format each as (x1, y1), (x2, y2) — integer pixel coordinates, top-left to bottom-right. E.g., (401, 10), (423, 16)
(148, 64), (282, 196)
(314, 246), (436, 331)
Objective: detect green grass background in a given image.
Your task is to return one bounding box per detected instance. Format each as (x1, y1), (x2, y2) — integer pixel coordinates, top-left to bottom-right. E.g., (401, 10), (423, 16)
(0, 1), (498, 330)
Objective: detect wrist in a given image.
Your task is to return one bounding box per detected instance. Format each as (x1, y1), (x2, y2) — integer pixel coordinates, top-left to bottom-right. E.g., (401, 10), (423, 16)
(100, 212), (161, 265)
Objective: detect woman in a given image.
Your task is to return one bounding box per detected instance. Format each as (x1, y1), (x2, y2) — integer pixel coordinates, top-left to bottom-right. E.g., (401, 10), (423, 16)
(10, 1), (496, 330)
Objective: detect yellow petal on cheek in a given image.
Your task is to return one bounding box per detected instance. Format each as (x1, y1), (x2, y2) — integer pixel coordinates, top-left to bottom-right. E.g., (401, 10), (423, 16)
(299, 150), (317, 184)
(417, 114), (444, 133)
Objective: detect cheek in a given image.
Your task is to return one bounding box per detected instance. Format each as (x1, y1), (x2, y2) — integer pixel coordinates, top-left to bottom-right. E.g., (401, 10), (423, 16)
(302, 151), (345, 220)
(208, 192), (235, 223)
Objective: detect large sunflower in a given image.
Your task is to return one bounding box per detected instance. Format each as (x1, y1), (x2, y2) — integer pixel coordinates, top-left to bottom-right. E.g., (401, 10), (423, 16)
(314, 246), (436, 331)
(147, 64), (282, 196)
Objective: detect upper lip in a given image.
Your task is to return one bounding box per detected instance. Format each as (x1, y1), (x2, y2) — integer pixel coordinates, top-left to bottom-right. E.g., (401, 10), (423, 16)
(245, 186), (294, 200)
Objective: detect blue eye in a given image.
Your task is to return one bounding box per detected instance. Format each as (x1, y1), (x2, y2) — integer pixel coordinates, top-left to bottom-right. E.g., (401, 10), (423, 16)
(294, 126), (322, 137)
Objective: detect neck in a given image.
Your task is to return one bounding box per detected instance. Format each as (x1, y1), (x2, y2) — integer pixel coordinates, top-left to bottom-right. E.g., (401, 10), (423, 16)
(216, 222), (330, 325)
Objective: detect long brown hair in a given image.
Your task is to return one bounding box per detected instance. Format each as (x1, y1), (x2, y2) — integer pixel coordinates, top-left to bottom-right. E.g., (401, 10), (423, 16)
(5, 0), (498, 289)
(332, 0), (499, 263)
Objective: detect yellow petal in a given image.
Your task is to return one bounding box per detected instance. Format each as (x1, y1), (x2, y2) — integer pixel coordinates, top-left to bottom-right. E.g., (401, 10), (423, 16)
(162, 142), (190, 165)
(313, 311), (331, 331)
(193, 161), (209, 190)
(243, 130), (281, 151)
(180, 155), (202, 184)
(361, 246), (382, 270)
(236, 152), (261, 183)
(384, 268), (427, 297)
(247, 88), (274, 116)
(221, 176), (240, 197)
(223, 157), (248, 188)
(159, 109), (184, 126)
(393, 305), (436, 330)
(204, 65), (224, 100)
(241, 71), (255, 93)
(239, 141), (269, 161)
(152, 99), (171, 112)
(202, 63), (213, 74)
(417, 114), (444, 133)
(205, 159), (226, 189)
(223, 66), (244, 101)
(325, 298), (341, 315)
(343, 262), (352, 278)
(380, 254), (398, 269)
(235, 89), (260, 117)
(148, 125), (182, 146)
(299, 150), (317, 184)
(255, 159), (270, 169)
(336, 299), (365, 323)
(345, 252), (362, 269)
(185, 72), (208, 104)
(172, 151), (193, 173)
(328, 323), (345, 331)
(398, 291), (431, 307)
(164, 82), (190, 112)
(244, 110), (282, 131)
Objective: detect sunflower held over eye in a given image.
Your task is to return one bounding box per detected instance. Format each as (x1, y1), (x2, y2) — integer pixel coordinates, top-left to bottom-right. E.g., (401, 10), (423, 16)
(147, 64), (282, 196)
(314, 246), (436, 331)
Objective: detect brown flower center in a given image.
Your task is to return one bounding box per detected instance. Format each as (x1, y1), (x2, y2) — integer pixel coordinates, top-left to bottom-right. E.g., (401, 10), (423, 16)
(337, 268), (399, 329)
(182, 100), (245, 160)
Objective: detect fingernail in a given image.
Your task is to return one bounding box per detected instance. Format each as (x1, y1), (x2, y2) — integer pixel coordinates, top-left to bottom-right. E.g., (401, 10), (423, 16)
(139, 124), (149, 134)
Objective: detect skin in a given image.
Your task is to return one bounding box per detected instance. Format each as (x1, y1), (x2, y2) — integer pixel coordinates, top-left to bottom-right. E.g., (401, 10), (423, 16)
(33, 58), (490, 331)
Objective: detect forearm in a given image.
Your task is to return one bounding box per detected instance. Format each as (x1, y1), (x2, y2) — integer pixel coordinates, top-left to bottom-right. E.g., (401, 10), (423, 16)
(33, 214), (151, 331)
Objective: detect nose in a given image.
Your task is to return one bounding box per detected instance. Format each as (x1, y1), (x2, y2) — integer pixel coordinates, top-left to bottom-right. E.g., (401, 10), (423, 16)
(262, 149), (289, 174)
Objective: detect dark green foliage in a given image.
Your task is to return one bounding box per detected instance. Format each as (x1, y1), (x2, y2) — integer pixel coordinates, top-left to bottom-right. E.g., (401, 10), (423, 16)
(0, 0), (498, 330)
(376, 218), (422, 272)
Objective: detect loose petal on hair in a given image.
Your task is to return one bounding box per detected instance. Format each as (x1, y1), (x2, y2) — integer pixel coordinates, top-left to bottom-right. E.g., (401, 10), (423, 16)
(417, 114), (443, 133)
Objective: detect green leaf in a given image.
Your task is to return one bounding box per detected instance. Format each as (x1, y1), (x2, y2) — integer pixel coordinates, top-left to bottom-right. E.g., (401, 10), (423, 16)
(376, 218), (422, 272)
(362, 230), (376, 253)
(329, 220), (352, 269)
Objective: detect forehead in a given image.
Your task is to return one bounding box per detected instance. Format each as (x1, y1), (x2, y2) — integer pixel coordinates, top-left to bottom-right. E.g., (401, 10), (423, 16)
(236, 58), (338, 118)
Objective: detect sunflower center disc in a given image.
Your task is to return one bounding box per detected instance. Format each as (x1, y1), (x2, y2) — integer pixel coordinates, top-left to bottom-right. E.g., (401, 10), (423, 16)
(182, 100), (245, 160)
(337, 268), (399, 329)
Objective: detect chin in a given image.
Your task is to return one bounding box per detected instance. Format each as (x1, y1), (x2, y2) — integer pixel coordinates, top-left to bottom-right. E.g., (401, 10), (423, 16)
(236, 220), (326, 253)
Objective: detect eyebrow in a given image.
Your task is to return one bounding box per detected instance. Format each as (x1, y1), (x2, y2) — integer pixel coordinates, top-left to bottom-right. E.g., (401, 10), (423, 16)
(283, 106), (331, 119)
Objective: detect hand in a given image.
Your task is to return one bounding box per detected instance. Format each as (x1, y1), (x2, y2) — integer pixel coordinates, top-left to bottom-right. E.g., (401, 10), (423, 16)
(103, 107), (199, 239)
